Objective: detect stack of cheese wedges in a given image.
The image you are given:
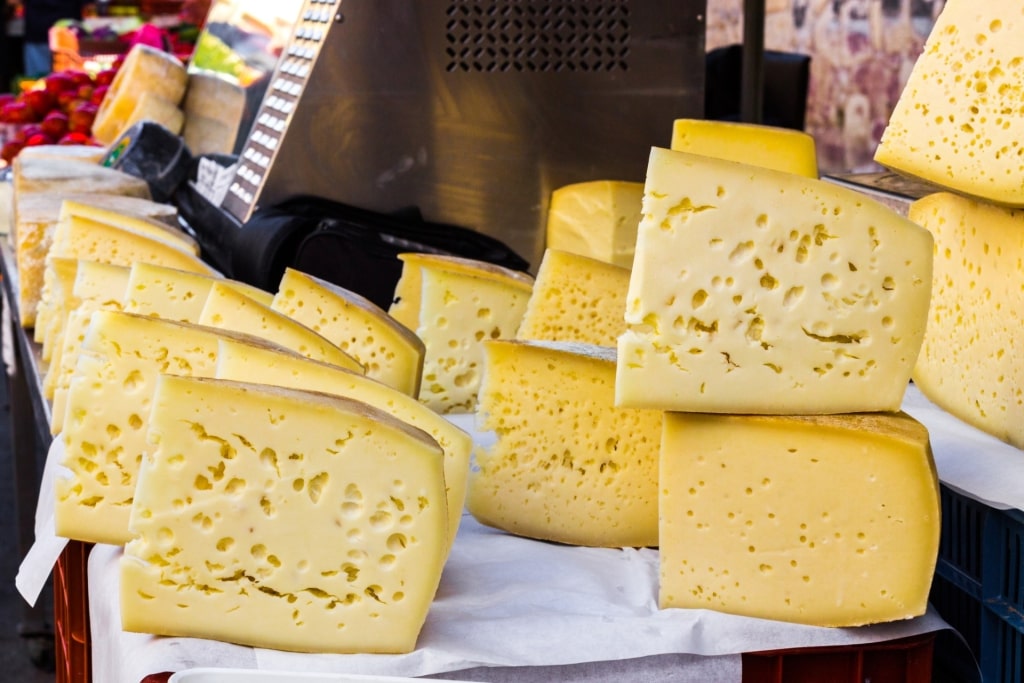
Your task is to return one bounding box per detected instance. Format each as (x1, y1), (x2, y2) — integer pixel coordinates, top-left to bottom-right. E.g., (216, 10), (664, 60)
(874, 0), (1024, 451)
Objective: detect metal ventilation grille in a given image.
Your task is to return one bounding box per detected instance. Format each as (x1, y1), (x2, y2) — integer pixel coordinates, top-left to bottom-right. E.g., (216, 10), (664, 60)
(445, 1), (631, 72)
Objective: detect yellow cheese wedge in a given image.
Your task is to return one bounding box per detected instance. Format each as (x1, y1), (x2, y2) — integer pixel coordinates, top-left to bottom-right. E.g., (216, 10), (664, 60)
(122, 262), (272, 321)
(670, 118), (819, 178)
(59, 199), (197, 255)
(874, 0), (1024, 205)
(468, 340), (662, 547)
(909, 192), (1024, 449)
(214, 338), (472, 548)
(33, 257), (78, 355)
(56, 311), (270, 544)
(616, 148), (933, 414)
(389, 253), (534, 414)
(199, 282), (362, 373)
(545, 180), (644, 268)
(120, 375), (447, 654)
(659, 411), (940, 627)
(516, 249), (630, 346)
(272, 268), (424, 397)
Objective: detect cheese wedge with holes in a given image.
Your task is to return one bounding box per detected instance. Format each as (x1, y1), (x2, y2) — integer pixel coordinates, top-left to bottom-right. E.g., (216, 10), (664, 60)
(468, 340), (661, 547)
(517, 249), (630, 346)
(659, 410), (940, 626)
(56, 311), (270, 544)
(58, 199), (198, 255)
(34, 257), (78, 359)
(671, 119), (819, 178)
(120, 375), (447, 654)
(616, 148), (933, 414)
(123, 262), (272, 321)
(214, 337), (472, 547)
(390, 253), (534, 414)
(272, 268), (423, 396)
(545, 180), (644, 268)
(199, 282), (362, 373)
(909, 192), (1024, 449)
(874, 0), (1024, 205)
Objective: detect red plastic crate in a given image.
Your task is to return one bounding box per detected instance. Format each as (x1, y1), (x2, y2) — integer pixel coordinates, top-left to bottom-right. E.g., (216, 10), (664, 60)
(54, 540), (93, 683)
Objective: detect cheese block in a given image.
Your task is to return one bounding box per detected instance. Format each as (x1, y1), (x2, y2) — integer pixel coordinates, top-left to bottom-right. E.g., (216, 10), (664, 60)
(659, 411), (940, 627)
(874, 0), (1024, 205)
(181, 71), (245, 156)
(214, 337), (472, 547)
(33, 257), (78, 357)
(272, 268), (424, 396)
(56, 311), (269, 544)
(199, 282), (363, 373)
(58, 199), (197, 255)
(15, 144), (107, 164)
(92, 44), (188, 145)
(545, 180), (644, 268)
(389, 253), (534, 414)
(123, 262), (272, 322)
(516, 249), (630, 346)
(909, 192), (1024, 449)
(11, 158), (150, 199)
(468, 340), (661, 547)
(616, 148), (934, 414)
(670, 119), (819, 178)
(119, 90), (185, 141)
(120, 375), (448, 653)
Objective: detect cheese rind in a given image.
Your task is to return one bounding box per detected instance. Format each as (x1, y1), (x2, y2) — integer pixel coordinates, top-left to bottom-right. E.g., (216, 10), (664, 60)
(670, 118), (819, 178)
(909, 192), (1024, 449)
(272, 268), (424, 396)
(121, 375), (447, 654)
(545, 180), (644, 268)
(874, 1), (1024, 205)
(616, 148), (933, 414)
(517, 249), (630, 346)
(468, 340), (662, 547)
(659, 411), (940, 627)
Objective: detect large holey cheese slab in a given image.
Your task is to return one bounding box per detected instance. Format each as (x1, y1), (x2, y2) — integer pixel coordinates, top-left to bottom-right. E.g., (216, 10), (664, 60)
(120, 375), (447, 654)
(659, 411), (940, 627)
(874, 0), (1024, 206)
(55, 311), (269, 545)
(213, 337), (472, 550)
(616, 148), (933, 414)
(909, 192), (1024, 449)
(467, 340), (661, 547)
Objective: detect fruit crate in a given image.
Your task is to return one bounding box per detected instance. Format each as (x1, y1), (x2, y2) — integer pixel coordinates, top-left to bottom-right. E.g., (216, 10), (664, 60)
(930, 484), (1024, 682)
(54, 540), (93, 683)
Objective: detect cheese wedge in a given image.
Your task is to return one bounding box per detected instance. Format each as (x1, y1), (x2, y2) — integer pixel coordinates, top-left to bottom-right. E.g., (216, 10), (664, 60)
(199, 282), (362, 373)
(123, 262), (272, 321)
(468, 340), (661, 547)
(616, 148), (933, 414)
(874, 0), (1024, 205)
(121, 375), (448, 654)
(659, 411), (940, 627)
(389, 253), (534, 414)
(517, 249), (630, 346)
(545, 180), (644, 268)
(181, 71), (245, 155)
(56, 311), (268, 544)
(15, 144), (107, 165)
(272, 268), (424, 396)
(909, 192), (1024, 449)
(214, 337), (472, 547)
(33, 257), (78, 359)
(58, 199), (197, 255)
(670, 118), (819, 178)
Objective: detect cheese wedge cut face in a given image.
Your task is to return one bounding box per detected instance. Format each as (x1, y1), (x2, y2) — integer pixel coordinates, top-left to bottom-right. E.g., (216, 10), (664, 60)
(123, 262), (272, 320)
(909, 192), (1024, 449)
(59, 199), (198, 255)
(214, 338), (472, 548)
(56, 311), (267, 544)
(517, 249), (630, 346)
(272, 268), (424, 396)
(545, 180), (644, 268)
(199, 282), (363, 373)
(391, 253), (534, 414)
(468, 340), (662, 547)
(34, 256), (78, 350)
(659, 411), (940, 627)
(670, 118), (819, 178)
(616, 148), (934, 414)
(121, 375), (448, 654)
(874, 0), (1024, 206)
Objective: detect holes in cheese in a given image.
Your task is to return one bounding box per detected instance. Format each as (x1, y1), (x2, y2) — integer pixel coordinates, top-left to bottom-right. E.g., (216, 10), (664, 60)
(272, 268), (424, 397)
(468, 340), (662, 548)
(875, 0), (1024, 205)
(517, 248), (630, 346)
(544, 180), (644, 269)
(909, 192), (1024, 449)
(120, 375), (447, 654)
(389, 253), (534, 414)
(659, 411), (940, 627)
(670, 118), (819, 178)
(615, 148), (933, 414)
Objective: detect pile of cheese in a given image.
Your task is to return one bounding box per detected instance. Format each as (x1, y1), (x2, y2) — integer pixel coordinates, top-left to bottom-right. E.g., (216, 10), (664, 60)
(874, 0), (1024, 451)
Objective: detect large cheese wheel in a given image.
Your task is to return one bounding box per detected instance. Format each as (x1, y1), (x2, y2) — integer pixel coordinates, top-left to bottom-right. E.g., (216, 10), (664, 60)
(92, 44), (187, 145)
